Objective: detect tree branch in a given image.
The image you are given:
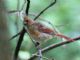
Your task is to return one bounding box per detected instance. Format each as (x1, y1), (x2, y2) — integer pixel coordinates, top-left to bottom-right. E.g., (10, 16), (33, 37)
(29, 36), (80, 60)
(26, 0), (30, 15)
(34, 0), (56, 20)
(14, 28), (26, 60)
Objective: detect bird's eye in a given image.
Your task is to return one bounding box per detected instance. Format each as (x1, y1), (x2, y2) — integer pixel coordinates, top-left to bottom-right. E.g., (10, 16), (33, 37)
(24, 20), (29, 25)
(25, 20), (29, 23)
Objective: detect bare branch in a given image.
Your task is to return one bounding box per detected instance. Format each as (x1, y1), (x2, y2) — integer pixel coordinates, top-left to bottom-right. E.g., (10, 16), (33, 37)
(9, 31), (21, 41)
(34, 0), (56, 20)
(14, 28), (26, 60)
(26, 0), (30, 15)
(29, 36), (80, 60)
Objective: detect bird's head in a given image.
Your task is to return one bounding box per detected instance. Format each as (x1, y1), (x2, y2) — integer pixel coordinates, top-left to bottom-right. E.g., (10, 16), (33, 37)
(24, 16), (34, 25)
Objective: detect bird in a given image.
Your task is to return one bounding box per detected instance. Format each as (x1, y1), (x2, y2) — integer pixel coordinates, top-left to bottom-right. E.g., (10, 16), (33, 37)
(23, 16), (73, 44)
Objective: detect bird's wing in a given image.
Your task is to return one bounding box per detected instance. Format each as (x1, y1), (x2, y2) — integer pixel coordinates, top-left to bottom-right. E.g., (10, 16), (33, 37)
(32, 22), (55, 35)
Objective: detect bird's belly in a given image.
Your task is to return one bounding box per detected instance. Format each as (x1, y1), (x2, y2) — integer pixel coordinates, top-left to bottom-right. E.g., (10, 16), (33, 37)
(28, 28), (53, 43)
(31, 32), (53, 42)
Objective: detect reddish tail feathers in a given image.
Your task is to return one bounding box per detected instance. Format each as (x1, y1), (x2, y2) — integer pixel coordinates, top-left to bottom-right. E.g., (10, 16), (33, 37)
(55, 34), (74, 42)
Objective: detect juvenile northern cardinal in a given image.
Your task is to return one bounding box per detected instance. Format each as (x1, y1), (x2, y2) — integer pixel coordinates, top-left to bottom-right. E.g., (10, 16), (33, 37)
(23, 16), (73, 43)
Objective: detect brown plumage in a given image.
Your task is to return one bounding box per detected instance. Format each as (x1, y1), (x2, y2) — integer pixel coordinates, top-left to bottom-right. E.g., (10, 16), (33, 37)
(24, 16), (73, 43)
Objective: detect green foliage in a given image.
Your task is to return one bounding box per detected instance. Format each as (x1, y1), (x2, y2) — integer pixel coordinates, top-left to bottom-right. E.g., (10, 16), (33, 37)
(6, 0), (80, 60)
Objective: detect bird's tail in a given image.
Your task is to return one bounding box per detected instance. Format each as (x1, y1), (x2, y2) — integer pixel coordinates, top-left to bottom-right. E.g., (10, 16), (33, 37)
(55, 33), (73, 41)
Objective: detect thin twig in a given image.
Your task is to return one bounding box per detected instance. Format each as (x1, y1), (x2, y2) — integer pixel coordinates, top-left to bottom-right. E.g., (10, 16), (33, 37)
(9, 31), (21, 41)
(34, 0), (56, 20)
(29, 36), (80, 60)
(15, 0), (20, 32)
(8, 0), (26, 14)
(32, 54), (54, 60)
(20, 0), (27, 11)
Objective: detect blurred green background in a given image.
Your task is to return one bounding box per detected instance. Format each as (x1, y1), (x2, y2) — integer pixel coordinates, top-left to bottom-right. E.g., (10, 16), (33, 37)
(0, 0), (80, 60)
